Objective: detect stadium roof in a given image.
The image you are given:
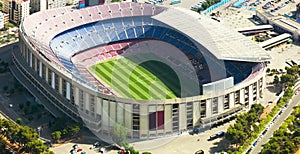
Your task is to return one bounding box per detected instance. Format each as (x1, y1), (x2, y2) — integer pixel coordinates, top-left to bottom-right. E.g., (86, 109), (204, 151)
(153, 7), (271, 62)
(21, 2), (271, 63)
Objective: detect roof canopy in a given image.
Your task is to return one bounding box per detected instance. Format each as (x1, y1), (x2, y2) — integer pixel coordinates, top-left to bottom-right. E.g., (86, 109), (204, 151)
(21, 2), (271, 63)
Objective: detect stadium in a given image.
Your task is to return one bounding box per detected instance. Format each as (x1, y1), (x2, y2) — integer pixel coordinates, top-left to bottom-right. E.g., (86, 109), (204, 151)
(12, 2), (271, 140)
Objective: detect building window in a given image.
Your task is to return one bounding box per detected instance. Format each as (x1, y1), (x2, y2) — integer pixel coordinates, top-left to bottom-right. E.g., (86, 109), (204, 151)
(149, 112), (156, 130)
(235, 91), (239, 105)
(200, 100), (206, 118)
(224, 94), (229, 110)
(172, 104), (179, 131)
(212, 98), (218, 114)
(186, 102), (193, 128)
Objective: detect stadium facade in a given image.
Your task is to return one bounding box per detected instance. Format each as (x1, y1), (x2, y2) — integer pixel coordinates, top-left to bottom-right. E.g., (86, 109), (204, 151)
(12, 2), (271, 140)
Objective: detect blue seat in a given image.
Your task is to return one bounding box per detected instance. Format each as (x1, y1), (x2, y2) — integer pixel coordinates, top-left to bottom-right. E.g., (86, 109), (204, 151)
(85, 24), (94, 32)
(143, 26), (155, 38)
(97, 27), (110, 43)
(106, 29), (118, 42)
(117, 30), (127, 40)
(135, 26), (144, 38)
(102, 21), (114, 30)
(58, 56), (76, 72)
(126, 28), (135, 39)
(123, 19), (133, 27)
(133, 17), (143, 27)
(153, 27), (166, 39)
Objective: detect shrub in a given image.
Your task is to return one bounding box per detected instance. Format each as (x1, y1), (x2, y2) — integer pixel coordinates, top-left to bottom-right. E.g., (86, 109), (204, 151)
(26, 101), (31, 107)
(16, 118), (23, 125)
(37, 113), (42, 119)
(19, 103), (24, 110)
(27, 115), (34, 121)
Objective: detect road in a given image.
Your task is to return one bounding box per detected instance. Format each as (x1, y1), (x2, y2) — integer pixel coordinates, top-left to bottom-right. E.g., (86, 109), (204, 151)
(249, 93), (300, 153)
(0, 42), (19, 121)
(0, 42), (17, 63)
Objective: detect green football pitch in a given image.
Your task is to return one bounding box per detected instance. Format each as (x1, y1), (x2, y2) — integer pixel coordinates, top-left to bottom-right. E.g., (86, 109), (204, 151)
(89, 57), (181, 100)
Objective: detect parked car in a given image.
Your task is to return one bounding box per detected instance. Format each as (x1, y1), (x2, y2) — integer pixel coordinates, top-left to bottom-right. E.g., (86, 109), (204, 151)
(195, 149), (204, 154)
(217, 131), (225, 138)
(73, 144), (79, 149)
(262, 129), (267, 135)
(208, 131), (225, 141)
(77, 148), (83, 152)
(252, 141), (258, 147)
(188, 127), (201, 135)
(93, 142), (100, 147)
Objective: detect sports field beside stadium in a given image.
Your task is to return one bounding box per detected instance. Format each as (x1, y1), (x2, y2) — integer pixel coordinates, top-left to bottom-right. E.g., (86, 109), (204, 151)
(89, 57), (181, 100)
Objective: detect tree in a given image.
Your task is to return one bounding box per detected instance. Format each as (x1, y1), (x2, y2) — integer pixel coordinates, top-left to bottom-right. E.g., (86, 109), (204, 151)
(51, 131), (61, 142)
(19, 103), (24, 110)
(50, 118), (66, 131)
(27, 115), (34, 122)
(271, 69), (277, 75)
(2, 86), (8, 91)
(273, 75), (279, 84)
(24, 139), (48, 154)
(25, 101), (31, 107)
(9, 88), (14, 95)
(17, 126), (38, 146)
(4, 23), (14, 28)
(16, 118), (23, 125)
(266, 68), (271, 74)
(31, 105), (38, 114)
(281, 74), (294, 85)
(286, 65), (299, 76)
(112, 123), (127, 146)
(66, 124), (81, 136)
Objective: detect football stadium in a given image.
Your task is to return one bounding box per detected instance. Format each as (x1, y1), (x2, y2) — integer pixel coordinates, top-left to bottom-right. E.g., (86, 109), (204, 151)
(12, 2), (271, 140)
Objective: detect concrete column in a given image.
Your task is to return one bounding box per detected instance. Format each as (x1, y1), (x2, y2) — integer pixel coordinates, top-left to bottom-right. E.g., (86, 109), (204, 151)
(193, 101), (200, 126)
(140, 104), (149, 136)
(179, 103), (186, 131)
(229, 92), (235, 108)
(206, 99), (212, 117)
(39, 61), (42, 78)
(255, 81), (260, 100)
(248, 85), (253, 105)
(96, 97), (102, 115)
(51, 72), (55, 89)
(218, 96), (224, 114)
(59, 77), (63, 95)
(74, 87), (79, 106)
(164, 104), (172, 133)
(34, 57), (38, 71)
(239, 88), (245, 104)
(84, 92), (89, 111)
(102, 100), (109, 131)
(124, 104), (132, 136)
(45, 67), (49, 82)
(109, 101), (116, 128)
(116, 103), (124, 124)
(66, 82), (70, 100)
(29, 51), (32, 68)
